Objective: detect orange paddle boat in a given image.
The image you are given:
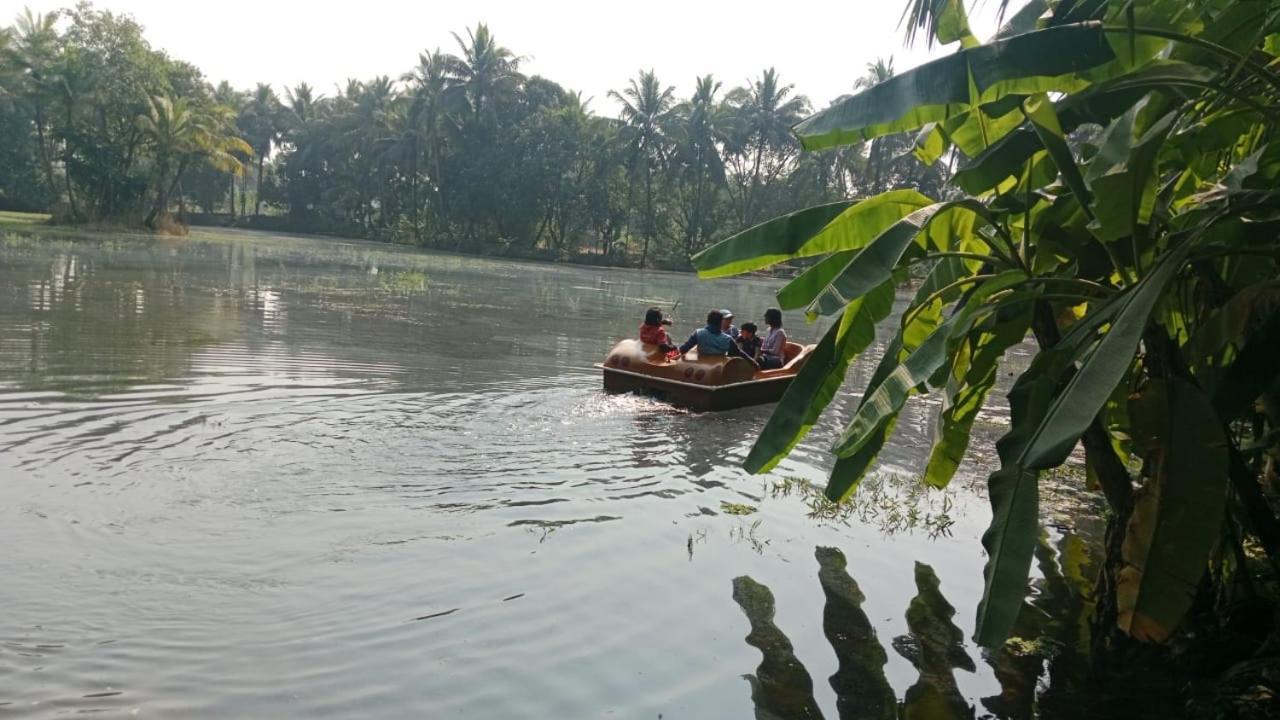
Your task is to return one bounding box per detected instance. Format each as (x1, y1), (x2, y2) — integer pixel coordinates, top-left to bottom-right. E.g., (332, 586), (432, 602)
(597, 339), (815, 411)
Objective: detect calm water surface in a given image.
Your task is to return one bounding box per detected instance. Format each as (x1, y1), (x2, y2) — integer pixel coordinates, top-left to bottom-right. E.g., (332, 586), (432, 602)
(0, 228), (1093, 718)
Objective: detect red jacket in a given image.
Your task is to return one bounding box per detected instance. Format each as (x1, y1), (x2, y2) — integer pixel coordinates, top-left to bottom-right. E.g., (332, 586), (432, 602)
(639, 324), (672, 346)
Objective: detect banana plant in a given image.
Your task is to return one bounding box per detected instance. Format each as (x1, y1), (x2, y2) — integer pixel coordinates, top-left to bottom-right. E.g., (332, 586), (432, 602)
(693, 0), (1280, 649)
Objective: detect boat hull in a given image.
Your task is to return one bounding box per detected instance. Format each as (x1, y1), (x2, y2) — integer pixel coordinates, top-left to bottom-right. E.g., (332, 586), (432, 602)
(596, 338), (813, 412)
(600, 365), (795, 411)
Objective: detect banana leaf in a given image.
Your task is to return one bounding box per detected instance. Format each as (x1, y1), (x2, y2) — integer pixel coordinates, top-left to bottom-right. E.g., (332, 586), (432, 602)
(976, 242), (1192, 646)
(831, 271), (1032, 461)
(924, 302), (1035, 489)
(1118, 378), (1229, 643)
(693, 190), (932, 278)
(803, 200), (992, 319)
(793, 23), (1115, 152)
(823, 255), (984, 502)
(743, 282), (895, 474)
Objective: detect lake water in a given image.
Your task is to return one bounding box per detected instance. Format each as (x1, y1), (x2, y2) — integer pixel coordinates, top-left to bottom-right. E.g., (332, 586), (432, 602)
(0, 227), (1104, 718)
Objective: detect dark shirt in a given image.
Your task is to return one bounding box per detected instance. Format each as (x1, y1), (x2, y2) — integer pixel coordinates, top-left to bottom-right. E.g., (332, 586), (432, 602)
(736, 334), (762, 359)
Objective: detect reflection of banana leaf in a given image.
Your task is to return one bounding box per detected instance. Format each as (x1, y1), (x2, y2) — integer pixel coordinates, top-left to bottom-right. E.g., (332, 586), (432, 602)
(897, 562), (975, 720)
(981, 532), (1060, 719)
(732, 575), (824, 720)
(815, 547), (895, 720)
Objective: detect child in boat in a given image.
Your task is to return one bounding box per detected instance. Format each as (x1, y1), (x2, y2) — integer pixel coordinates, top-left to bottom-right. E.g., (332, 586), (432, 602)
(759, 308), (788, 369)
(639, 306), (677, 352)
(736, 322), (762, 360)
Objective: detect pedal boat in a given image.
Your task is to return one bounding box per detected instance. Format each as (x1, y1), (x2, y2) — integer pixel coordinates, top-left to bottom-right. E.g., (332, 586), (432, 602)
(597, 339), (815, 411)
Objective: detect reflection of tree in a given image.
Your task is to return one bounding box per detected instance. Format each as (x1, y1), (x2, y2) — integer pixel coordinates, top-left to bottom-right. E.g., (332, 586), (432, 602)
(730, 530), (1127, 720)
(733, 550), (977, 720)
(894, 562), (975, 720)
(731, 575), (824, 719)
(815, 546), (895, 720)
(982, 527), (1101, 719)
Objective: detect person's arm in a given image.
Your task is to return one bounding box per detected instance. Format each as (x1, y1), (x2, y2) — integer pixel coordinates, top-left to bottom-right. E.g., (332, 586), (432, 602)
(678, 331), (698, 355)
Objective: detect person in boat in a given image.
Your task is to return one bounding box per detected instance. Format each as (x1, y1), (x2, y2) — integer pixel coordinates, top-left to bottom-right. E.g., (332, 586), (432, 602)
(736, 322), (762, 360)
(679, 309), (758, 367)
(758, 308), (788, 369)
(639, 306), (677, 352)
(719, 308), (740, 338)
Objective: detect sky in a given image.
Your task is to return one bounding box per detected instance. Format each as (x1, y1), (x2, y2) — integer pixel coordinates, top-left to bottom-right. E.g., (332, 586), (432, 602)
(13, 0), (1021, 113)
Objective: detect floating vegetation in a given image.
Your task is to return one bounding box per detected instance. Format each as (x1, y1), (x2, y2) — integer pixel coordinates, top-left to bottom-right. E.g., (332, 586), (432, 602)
(720, 501), (759, 516)
(731, 519), (770, 554)
(770, 474), (955, 538)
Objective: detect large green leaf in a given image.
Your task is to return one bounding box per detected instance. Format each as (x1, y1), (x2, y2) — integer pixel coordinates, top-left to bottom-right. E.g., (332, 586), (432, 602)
(993, 0), (1050, 39)
(743, 282), (895, 474)
(1021, 241), (1193, 469)
(1117, 378), (1229, 643)
(831, 271), (1031, 460)
(974, 361), (1058, 648)
(776, 251), (856, 311)
(693, 190), (932, 278)
(691, 201), (854, 278)
(954, 62), (1212, 195)
(1087, 104), (1177, 244)
(975, 242), (1192, 647)
(793, 23), (1115, 151)
(923, 303), (1034, 489)
(1022, 93), (1093, 210)
(823, 256), (983, 502)
(934, 0), (979, 48)
(803, 200), (990, 319)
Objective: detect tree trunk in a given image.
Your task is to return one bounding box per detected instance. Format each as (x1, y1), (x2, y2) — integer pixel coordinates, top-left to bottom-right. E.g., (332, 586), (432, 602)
(640, 165), (653, 269)
(254, 153), (266, 216)
(229, 174), (236, 216)
(33, 104), (60, 207)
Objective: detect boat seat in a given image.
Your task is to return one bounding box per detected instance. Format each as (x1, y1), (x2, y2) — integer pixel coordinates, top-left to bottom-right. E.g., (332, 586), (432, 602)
(782, 342), (804, 364)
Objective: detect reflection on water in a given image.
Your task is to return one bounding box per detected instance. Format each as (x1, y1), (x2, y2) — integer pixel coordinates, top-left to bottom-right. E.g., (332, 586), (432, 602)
(730, 533), (1188, 720)
(2, 227), (1076, 717)
(814, 547), (895, 720)
(895, 562), (976, 719)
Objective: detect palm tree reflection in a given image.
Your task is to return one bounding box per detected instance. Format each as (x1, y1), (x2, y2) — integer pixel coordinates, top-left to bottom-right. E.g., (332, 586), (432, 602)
(731, 530), (1103, 720)
(731, 575), (824, 719)
(815, 546), (895, 720)
(732, 549), (976, 719)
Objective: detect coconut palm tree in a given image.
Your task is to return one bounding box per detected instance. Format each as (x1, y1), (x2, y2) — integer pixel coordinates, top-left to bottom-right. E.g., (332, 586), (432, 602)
(399, 49), (457, 241)
(212, 81), (246, 215)
(854, 58), (897, 193)
(668, 74), (728, 259)
(609, 69), (674, 267)
(724, 68), (810, 226)
(445, 23), (522, 125)
(7, 10), (61, 207)
(244, 82), (281, 216)
(137, 95), (251, 228)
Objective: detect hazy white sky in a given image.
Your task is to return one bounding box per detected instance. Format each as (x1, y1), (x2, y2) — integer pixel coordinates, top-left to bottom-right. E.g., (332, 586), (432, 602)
(13, 0), (1020, 112)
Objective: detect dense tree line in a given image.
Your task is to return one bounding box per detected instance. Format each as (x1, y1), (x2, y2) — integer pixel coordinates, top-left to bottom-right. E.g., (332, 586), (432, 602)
(0, 4), (948, 267)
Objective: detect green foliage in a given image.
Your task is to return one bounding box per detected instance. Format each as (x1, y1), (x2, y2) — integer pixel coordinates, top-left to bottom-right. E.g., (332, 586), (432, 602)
(0, 7), (951, 266)
(1118, 378), (1229, 643)
(694, 0), (1280, 652)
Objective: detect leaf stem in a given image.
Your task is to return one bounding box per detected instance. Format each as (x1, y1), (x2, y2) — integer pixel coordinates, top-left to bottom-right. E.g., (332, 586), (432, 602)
(900, 273), (997, 331)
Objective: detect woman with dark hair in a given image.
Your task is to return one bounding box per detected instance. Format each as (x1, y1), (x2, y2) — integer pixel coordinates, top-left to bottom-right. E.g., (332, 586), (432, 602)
(639, 306), (676, 352)
(758, 308), (788, 369)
